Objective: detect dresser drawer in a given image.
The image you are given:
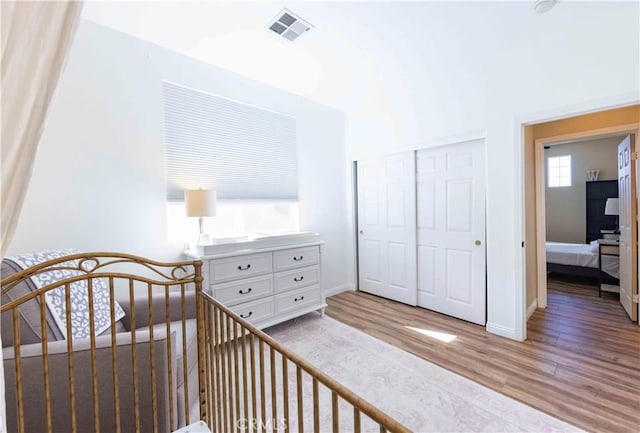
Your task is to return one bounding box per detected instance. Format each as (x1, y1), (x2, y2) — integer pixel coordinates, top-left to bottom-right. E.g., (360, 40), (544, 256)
(213, 275), (273, 306)
(273, 246), (319, 271)
(274, 265), (320, 293)
(210, 252), (272, 283)
(275, 285), (321, 315)
(230, 298), (274, 324)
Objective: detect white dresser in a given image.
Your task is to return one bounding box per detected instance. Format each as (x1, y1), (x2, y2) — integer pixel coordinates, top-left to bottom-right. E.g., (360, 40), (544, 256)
(186, 234), (326, 329)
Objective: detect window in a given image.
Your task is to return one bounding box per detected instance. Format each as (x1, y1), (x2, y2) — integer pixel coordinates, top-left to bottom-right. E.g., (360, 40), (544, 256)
(163, 82), (300, 241)
(167, 201), (300, 243)
(547, 155), (571, 187)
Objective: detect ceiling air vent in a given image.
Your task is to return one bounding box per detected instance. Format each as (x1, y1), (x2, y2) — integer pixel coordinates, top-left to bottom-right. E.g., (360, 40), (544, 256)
(268, 8), (313, 42)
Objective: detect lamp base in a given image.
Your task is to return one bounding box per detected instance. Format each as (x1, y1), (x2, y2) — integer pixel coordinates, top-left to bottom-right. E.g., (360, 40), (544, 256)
(195, 217), (214, 245)
(197, 233), (212, 245)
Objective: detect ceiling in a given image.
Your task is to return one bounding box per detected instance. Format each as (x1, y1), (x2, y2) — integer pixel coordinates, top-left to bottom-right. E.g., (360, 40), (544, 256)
(81, 1), (545, 112)
(82, 1), (639, 155)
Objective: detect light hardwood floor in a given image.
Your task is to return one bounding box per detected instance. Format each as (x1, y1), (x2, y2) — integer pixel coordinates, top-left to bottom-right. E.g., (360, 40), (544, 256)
(325, 276), (640, 433)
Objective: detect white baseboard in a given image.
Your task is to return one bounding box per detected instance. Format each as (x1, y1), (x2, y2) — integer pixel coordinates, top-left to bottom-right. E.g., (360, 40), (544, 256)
(486, 322), (518, 340)
(324, 283), (356, 298)
(526, 299), (538, 321)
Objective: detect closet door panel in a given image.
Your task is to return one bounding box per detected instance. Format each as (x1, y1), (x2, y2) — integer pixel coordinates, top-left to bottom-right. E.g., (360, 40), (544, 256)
(416, 140), (487, 325)
(357, 152), (417, 306)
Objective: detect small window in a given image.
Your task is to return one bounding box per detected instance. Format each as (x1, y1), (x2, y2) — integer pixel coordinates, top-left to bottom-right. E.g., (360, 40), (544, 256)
(548, 155), (571, 187)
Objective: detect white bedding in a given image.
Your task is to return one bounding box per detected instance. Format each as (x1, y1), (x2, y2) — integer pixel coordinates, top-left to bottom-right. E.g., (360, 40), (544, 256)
(546, 241), (619, 279)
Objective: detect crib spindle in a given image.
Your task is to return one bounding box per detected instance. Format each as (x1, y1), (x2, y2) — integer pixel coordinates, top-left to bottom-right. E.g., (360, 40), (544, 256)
(109, 277), (121, 433)
(38, 293), (52, 433)
(64, 283), (78, 433)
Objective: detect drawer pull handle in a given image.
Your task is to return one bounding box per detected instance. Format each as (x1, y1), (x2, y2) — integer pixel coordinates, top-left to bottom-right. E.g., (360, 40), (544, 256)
(240, 311), (253, 319)
(238, 288), (252, 295)
(294, 296), (305, 302)
(294, 276), (304, 282)
(293, 256), (304, 261)
(238, 264), (251, 271)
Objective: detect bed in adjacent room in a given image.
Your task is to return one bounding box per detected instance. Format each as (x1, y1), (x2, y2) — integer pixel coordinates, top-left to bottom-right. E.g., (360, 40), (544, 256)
(546, 241), (620, 290)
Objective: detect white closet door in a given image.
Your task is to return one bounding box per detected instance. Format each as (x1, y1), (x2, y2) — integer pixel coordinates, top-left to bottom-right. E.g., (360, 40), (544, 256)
(416, 140), (486, 325)
(617, 135), (637, 321)
(357, 152), (417, 306)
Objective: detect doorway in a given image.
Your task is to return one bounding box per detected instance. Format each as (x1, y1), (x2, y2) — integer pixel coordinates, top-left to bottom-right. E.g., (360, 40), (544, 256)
(542, 135), (627, 305)
(524, 105), (640, 323)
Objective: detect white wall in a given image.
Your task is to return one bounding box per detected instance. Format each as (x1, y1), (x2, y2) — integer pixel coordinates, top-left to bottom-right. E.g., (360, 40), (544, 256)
(545, 136), (622, 243)
(8, 20), (350, 293)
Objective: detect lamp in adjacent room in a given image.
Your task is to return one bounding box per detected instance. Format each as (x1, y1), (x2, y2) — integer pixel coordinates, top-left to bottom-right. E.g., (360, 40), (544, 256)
(604, 197), (619, 234)
(185, 189), (217, 244)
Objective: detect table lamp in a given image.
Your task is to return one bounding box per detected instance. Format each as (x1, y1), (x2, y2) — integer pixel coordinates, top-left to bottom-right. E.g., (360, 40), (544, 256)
(604, 197), (619, 234)
(185, 189), (217, 244)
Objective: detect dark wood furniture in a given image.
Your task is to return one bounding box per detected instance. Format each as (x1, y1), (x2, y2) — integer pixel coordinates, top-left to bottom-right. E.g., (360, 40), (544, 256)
(585, 180), (618, 242)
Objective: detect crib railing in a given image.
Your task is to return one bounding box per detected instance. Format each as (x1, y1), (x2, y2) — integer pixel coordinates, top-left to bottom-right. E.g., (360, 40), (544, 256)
(1, 252), (203, 433)
(2, 251), (410, 433)
(197, 291), (412, 433)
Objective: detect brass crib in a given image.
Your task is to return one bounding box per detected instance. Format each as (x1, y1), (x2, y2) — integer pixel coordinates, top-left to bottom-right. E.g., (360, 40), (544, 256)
(1, 252), (410, 433)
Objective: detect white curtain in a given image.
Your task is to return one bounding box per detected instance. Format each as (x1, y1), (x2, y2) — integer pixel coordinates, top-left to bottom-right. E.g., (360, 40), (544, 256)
(0, 3), (82, 432)
(0, 0), (83, 256)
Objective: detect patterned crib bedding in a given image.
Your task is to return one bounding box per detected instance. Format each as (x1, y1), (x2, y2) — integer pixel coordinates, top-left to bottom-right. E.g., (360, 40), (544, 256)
(5, 249), (125, 339)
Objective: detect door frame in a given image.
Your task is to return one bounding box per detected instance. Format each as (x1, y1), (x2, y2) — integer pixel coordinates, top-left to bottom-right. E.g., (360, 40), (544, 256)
(534, 123), (639, 310)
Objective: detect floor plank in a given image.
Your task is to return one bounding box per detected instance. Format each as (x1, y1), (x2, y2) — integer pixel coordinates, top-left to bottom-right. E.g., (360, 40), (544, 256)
(325, 276), (640, 433)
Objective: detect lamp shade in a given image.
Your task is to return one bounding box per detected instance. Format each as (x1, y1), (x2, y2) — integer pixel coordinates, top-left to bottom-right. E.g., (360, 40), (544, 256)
(185, 189), (217, 217)
(604, 198), (619, 216)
